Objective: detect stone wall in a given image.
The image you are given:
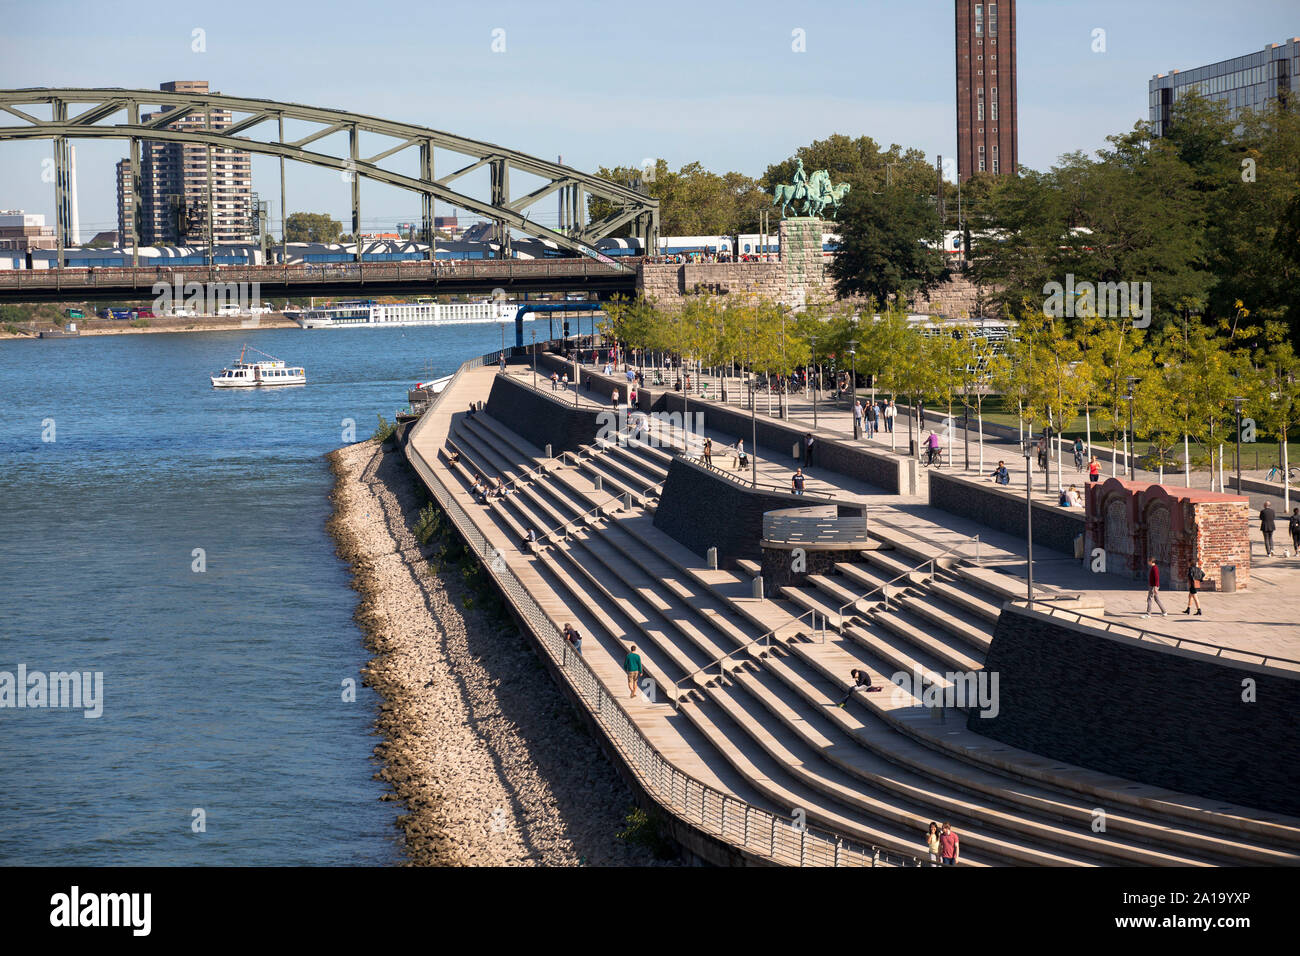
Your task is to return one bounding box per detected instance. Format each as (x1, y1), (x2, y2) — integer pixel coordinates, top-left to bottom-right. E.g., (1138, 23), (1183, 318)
(929, 471), (1085, 557)
(484, 372), (606, 456)
(972, 603), (1300, 817)
(653, 455), (861, 569)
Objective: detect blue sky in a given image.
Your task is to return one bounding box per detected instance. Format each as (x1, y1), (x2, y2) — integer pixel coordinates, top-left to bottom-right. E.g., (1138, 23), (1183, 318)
(1, 0), (1296, 237)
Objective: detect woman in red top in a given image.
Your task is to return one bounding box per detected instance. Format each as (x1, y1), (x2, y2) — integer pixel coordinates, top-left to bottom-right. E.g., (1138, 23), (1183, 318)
(1088, 455), (1101, 483)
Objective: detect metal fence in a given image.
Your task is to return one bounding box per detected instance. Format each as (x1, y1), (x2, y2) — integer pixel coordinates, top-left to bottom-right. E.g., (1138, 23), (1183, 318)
(404, 345), (926, 867)
(0, 257), (635, 292)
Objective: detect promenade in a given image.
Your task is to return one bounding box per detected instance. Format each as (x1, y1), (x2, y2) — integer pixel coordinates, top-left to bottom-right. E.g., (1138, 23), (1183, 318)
(400, 345), (1300, 866)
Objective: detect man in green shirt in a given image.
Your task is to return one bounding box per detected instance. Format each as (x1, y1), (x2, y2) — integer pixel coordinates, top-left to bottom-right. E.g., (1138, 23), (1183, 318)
(624, 644), (642, 699)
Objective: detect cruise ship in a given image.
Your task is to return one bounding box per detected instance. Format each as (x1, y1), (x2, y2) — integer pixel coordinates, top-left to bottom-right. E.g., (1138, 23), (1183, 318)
(287, 298), (525, 329)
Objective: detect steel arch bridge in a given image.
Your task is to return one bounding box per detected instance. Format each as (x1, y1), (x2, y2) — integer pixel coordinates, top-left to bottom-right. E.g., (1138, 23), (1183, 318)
(0, 87), (659, 268)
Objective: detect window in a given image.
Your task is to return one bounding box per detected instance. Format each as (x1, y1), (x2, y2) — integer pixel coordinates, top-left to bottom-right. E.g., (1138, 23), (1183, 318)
(989, 3), (998, 37)
(975, 3), (983, 36)
(978, 88), (985, 120)
(979, 158), (986, 172)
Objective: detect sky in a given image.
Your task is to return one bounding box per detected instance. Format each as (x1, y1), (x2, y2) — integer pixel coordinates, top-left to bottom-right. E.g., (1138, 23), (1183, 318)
(0, 0), (1296, 238)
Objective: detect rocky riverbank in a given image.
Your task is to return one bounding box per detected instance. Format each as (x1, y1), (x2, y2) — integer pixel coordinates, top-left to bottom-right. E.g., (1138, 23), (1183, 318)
(327, 438), (675, 866)
(0, 314), (300, 339)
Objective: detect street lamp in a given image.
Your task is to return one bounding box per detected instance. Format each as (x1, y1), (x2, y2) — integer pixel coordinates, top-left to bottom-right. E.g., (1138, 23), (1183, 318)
(848, 339), (859, 439)
(810, 335), (818, 429)
(532, 329), (538, 389)
(1233, 396), (1245, 494)
(1022, 437), (1035, 606)
(1123, 376), (1137, 480)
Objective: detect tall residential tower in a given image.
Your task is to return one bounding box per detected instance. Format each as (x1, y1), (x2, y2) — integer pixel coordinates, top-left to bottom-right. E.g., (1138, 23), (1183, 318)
(115, 80), (253, 247)
(955, 0), (1018, 182)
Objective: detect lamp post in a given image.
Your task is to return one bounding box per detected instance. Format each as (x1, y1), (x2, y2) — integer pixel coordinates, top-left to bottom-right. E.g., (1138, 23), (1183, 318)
(810, 335), (818, 429)
(749, 372), (758, 487)
(1233, 396), (1245, 494)
(531, 329), (537, 389)
(1124, 376), (1136, 480)
(1023, 438), (1035, 606)
(849, 339), (859, 439)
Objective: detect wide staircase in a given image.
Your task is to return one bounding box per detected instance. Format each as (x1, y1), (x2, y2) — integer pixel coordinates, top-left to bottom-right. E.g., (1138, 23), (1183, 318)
(435, 406), (1300, 867)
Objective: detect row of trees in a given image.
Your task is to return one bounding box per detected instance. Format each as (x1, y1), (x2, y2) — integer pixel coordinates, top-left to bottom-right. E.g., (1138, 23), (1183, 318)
(600, 293), (1300, 480)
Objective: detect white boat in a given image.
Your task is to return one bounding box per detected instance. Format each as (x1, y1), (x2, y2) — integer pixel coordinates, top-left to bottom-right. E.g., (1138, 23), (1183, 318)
(211, 345), (306, 388)
(286, 298), (521, 329)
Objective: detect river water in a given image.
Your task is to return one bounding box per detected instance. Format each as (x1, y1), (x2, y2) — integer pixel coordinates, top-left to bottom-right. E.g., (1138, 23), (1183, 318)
(0, 320), (528, 865)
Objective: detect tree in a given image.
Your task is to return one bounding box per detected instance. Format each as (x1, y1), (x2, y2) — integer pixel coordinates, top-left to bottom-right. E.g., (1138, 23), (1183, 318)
(587, 160), (766, 236)
(285, 212), (343, 243)
(829, 187), (949, 304)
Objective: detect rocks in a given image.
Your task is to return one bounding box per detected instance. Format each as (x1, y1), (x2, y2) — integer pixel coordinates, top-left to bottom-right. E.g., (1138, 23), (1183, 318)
(327, 440), (675, 867)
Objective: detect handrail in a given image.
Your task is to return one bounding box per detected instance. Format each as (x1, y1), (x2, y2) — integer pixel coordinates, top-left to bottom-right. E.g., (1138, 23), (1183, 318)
(671, 607), (820, 707)
(1015, 600), (1300, 669)
(404, 353), (927, 865)
(837, 535), (981, 625)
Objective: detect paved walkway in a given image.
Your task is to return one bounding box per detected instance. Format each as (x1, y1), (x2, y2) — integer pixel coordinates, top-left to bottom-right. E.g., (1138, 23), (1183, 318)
(549, 357), (1300, 667)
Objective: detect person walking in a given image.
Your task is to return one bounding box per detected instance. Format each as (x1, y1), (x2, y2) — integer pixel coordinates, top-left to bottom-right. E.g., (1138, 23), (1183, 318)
(853, 399), (864, 438)
(734, 438), (747, 471)
(702, 436), (713, 468)
(989, 460), (1010, 485)
(1037, 434), (1048, 473)
(624, 644), (642, 699)
(612, 387), (621, 411)
(1143, 558), (1168, 618)
(1184, 561), (1204, 616)
(804, 432), (815, 468)
(925, 822), (942, 866)
(939, 822), (960, 866)
(836, 668), (880, 707)
(550, 370), (559, 391)
(1290, 506), (1300, 554)
(865, 401), (878, 436)
(884, 400), (897, 433)
(1260, 500), (1277, 556)
(791, 467), (806, 496)
(1088, 455), (1101, 483)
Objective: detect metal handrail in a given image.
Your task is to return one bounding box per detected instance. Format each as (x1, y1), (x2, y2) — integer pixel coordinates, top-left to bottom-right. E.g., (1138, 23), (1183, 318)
(405, 364), (929, 865)
(671, 607), (821, 705)
(837, 535), (981, 625)
(1016, 600), (1300, 669)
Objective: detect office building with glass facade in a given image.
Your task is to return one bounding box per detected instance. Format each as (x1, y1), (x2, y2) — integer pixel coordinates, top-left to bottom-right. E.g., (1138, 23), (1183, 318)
(1150, 39), (1298, 137)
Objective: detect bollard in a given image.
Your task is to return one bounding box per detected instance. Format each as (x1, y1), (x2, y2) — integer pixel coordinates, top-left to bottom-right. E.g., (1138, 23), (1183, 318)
(707, 547), (718, 570)
(595, 475), (603, 492)
(545, 443), (552, 459)
(623, 491), (633, 511)
(752, 576), (764, 600)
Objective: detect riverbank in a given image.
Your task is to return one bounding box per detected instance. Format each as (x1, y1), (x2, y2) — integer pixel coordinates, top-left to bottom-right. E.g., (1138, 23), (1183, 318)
(327, 438), (674, 866)
(0, 314), (300, 339)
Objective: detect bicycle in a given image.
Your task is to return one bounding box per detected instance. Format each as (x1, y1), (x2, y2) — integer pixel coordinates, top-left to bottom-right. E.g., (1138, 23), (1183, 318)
(1265, 464), (1300, 482)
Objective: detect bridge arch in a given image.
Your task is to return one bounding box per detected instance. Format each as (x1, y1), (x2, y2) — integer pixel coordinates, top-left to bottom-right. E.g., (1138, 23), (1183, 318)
(0, 87), (659, 267)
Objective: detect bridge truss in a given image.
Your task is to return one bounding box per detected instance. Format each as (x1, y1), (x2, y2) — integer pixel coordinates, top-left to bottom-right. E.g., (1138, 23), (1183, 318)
(0, 87), (659, 269)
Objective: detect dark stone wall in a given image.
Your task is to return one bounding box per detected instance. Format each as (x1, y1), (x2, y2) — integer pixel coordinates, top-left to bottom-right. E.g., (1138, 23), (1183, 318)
(761, 545), (858, 589)
(972, 605), (1300, 816)
(484, 372), (607, 456)
(653, 456), (861, 569)
(929, 471), (1084, 557)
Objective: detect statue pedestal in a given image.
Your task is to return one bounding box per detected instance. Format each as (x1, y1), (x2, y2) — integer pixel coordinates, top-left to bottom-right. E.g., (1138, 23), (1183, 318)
(779, 217), (828, 308)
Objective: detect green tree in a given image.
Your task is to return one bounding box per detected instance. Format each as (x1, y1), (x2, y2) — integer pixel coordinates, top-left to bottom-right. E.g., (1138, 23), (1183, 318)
(829, 187), (949, 304)
(285, 212), (343, 243)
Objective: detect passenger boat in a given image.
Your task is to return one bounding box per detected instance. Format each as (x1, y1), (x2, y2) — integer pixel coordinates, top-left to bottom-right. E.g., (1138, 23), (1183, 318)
(211, 345), (306, 388)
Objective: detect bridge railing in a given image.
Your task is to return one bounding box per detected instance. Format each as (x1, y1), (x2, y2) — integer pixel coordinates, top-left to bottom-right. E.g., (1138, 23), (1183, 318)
(403, 342), (927, 867)
(0, 257), (641, 293)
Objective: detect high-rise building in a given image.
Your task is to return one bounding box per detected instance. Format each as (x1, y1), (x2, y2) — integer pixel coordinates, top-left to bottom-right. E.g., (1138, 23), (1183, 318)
(1150, 39), (1299, 137)
(116, 81), (253, 246)
(955, 1), (1018, 182)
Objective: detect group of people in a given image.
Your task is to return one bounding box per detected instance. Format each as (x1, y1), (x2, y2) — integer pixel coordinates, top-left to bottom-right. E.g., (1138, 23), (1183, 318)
(1259, 500), (1300, 556)
(851, 398), (898, 438)
(470, 475), (510, 504)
